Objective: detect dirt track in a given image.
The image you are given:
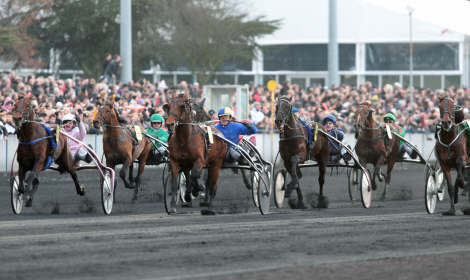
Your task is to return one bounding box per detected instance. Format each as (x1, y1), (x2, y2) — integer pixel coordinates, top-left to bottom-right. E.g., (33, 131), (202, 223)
(1, 164), (470, 280)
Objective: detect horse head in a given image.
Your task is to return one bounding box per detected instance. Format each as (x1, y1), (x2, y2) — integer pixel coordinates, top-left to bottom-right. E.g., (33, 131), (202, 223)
(439, 96), (455, 132)
(12, 96), (34, 127)
(274, 97), (292, 130)
(356, 101), (375, 130)
(163, 92), (192, 134)
(93, 101), (119, 129)
(191, 98), (211, 122)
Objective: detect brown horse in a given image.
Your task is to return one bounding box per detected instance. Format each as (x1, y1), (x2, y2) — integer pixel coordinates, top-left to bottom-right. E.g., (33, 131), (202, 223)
(355, 101), (400, 200)
(12, 97), (84, 206)
(93, 100), (151, 200)
(163, 92), (227, 214)
(274, 97), (330, 208)
(435, 97), (468, 215)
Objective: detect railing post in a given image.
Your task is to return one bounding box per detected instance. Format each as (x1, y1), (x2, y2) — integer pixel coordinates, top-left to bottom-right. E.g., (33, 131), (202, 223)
(5, 138), (8, 173)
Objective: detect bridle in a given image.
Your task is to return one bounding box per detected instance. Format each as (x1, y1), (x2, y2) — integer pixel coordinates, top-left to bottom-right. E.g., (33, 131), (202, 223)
(355, 104), (382, 133)
(439, 97), (455, 132)
(13, 98), (37, 130)
(276, 97), (306, 141)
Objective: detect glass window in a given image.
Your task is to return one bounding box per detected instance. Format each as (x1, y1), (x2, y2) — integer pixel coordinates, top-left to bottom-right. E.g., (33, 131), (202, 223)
(382, 75), (400, 86)
(263, 44), (355, 71)
(160, 75), (174, 85)
(263, 75), (277, 86)
(365, 75), (379, 87)
(445, 75), (461, 88)
(238, 75), (254, 85)
(423, 75), (442, 89)
(310, 78), (325, 87)
(403, 75), (421, 88)
(340, 44), (356, 71)
(215, 75), (235, 85)
(290, 78), (306, 89)
(177, 75), (193, 84)
(366, 43), (459, 70)
(341, 75), (357, 87)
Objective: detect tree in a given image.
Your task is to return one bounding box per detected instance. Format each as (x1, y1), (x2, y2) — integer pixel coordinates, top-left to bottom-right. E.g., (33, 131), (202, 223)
(0, 0), (51, 68)
(139, 0), (281, 85)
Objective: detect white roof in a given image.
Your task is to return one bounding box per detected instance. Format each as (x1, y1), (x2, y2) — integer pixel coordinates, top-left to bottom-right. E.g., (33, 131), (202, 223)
(243, 0), (467, 45)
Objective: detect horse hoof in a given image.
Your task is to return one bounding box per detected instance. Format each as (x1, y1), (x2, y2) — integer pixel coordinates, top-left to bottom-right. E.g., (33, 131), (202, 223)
(201, 209), (216, 215)
(25, 197), (33, 207)
(318, 196), (329, 208)
(78, 185), (86, 196)
(182, 201), (192, 208)
(184, 191), (192, 203)
(442, 209), (456, 216)
(297, 200), (308, 209)
(287, 198), (297, 209)
(462, 208), (470, 215)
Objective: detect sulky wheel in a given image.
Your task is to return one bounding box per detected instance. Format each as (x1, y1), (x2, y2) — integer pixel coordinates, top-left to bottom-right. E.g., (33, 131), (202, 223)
(10, 175), (24, 215)
(274, 169), (286, 208)
(347, 168), (360, 201)
(162, 163), (181, 214)
(251, 171), (260, 208)
(100, 169), (114, 215)
(360, 169), (372, 208)
(425, 169), (438, 214)
(257, 166), (272, 215)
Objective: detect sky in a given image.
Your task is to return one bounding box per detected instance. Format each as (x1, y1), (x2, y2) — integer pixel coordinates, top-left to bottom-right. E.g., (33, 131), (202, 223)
(364, 0), (470, 35)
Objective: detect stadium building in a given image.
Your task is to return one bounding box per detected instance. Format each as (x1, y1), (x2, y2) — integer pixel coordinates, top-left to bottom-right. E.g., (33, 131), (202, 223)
(152, 0), (470, 90)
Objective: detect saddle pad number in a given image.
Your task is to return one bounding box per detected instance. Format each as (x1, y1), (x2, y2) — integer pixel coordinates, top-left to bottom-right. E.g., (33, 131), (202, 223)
(207, 126), (214, 144)
(135, 126), (143, 141)
(386, 125), (392, 139)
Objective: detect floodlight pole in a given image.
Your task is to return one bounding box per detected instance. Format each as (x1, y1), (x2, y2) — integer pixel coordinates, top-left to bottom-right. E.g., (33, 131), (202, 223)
(328, 0), (339, 88)
(120, 0), (132, 84)
(408, 6), (414, 106)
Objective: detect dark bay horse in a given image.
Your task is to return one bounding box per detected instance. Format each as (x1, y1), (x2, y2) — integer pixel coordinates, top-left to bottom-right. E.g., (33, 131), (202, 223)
(274, 97), (330, 208)
(163, 92), (227, 214)
(355, 101), (400, 200)
(12, 97), (84, 206)
(435, 97), (468, 215)
(93, 100), (151, 200)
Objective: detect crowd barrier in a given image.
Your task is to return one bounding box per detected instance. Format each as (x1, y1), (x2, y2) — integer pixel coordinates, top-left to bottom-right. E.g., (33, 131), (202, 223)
(0, 132), (437, 173)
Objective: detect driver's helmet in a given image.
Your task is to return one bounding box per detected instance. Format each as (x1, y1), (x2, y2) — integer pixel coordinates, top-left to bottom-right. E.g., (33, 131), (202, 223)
(384, 113), (396, 123)
(291, 107), (299, 113)
(62, 113), (76, 124)
(218, 107), (233, 121)
(322, 114), (336, 125)
(150, 113), (164, 123)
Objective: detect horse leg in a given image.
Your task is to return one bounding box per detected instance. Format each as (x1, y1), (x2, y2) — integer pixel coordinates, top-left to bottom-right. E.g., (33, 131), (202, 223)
(18, 166), (26, 194)
(317, 159), (328, 208)
(442, 166), (456, 216)
(25, 159), (44, 207)
(454, 156), (466, 205)
(70, 171), (85, 196)
(132, 157), (148, 201)
(128, 163), (135, 185)
(201, 159), (223, 215)
(120, 158), (134, 189)
(285, 155), (300, 198)
(168, 162), (179, 214)
(190, 160), (205, 198)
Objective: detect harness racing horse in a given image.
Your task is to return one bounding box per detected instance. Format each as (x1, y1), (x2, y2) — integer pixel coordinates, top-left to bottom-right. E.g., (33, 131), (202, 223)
(355, 101), (400, 200)
(93, 100), (151, 200)
(12, 97), (85, 206)
(435, 97), (468, 215)
(274, 97), (330, 208)
(163, 92), (227, 215)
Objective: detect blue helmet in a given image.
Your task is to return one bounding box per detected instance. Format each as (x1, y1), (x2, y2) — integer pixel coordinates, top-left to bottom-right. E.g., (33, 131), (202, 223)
(291, 107), (299, 113)
(217, 107), (233, 118)
(322, 114), (336, 125)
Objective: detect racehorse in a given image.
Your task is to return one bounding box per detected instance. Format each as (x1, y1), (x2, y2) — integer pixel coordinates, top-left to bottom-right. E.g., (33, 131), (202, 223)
(435, 96), (468, 215)
(274, 96), (330, 208)
(93, 100), (151, 200)
(163, 91), (227, 214)
(12, 96), (85, 206)
(355, 101), (400, 200)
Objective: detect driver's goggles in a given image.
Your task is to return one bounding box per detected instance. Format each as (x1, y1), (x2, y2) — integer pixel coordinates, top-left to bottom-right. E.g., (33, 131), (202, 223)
(384, 118), (394, 123)
(219, 115), (231, 120)
(151, 121), (162, 124)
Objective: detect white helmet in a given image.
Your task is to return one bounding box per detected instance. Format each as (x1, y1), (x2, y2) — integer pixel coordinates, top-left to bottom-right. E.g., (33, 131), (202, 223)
(62, 113), (76, 123)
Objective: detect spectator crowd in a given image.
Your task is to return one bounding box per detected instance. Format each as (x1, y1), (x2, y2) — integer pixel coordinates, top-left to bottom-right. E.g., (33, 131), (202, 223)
(0, 70), (468, 137)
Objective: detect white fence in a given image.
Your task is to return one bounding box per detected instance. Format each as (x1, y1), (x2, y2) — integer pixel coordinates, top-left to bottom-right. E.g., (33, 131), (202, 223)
(1, 133), (437, 173)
